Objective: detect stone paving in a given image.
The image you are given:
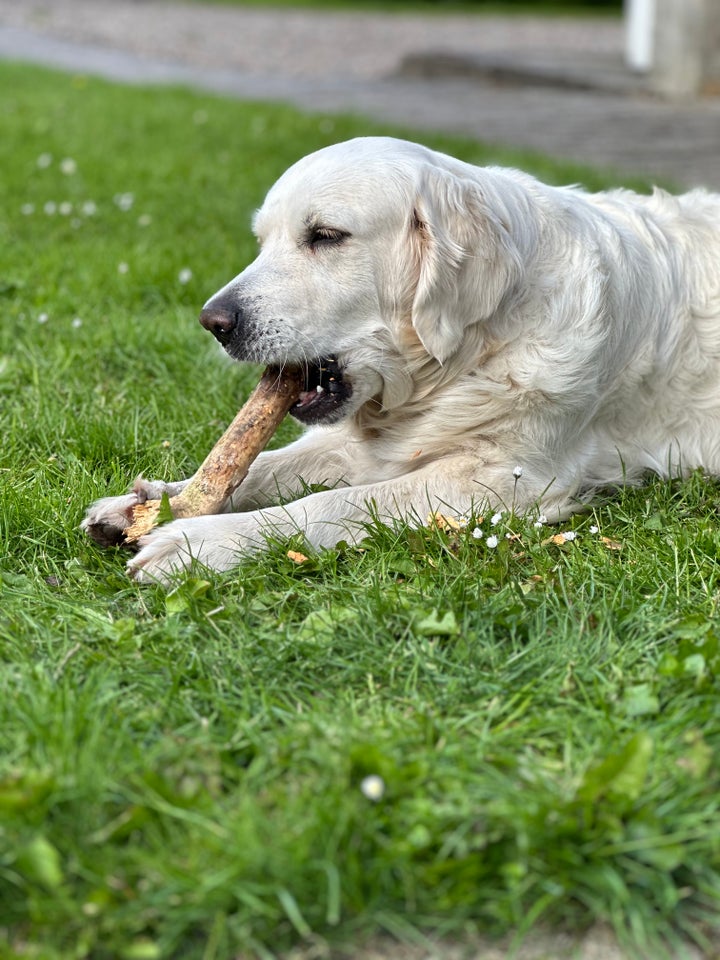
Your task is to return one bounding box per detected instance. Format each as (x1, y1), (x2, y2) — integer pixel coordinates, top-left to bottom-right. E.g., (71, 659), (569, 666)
(0, 0), (719, 190)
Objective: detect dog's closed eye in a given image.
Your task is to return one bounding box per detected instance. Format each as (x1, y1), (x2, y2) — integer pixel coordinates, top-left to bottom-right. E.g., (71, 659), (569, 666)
(303, 225), (351, 250)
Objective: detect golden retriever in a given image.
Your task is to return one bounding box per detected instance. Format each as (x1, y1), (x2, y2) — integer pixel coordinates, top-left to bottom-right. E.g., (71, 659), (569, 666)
(83, 137), (720, 583)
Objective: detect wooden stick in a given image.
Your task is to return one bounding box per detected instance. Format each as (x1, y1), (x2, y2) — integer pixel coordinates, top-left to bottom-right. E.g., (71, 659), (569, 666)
(123, 365), (303, 543)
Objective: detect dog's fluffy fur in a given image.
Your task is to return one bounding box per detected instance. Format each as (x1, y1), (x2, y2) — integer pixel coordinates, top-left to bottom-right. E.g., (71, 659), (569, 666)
(82, 137), (720, 583)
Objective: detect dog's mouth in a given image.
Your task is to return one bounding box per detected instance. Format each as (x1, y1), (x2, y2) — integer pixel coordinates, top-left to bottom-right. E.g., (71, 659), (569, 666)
(290, 356), (352, 425)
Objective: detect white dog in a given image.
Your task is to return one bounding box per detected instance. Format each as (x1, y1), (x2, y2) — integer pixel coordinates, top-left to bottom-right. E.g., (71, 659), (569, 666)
(82, 136), (720, 583)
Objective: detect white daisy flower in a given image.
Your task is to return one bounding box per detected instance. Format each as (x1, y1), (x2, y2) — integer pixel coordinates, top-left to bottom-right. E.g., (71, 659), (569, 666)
(561, 531), (576, 541)
(471, 527), (483, 540)
(114, 192), (134, 211)
(60, 157), (77, 176)
(36, 153), (52, 169)
(589, 525), (599, 534)
(43, 201), (57, 215)
(360, 775), (385, 801)
(178, 268), (193, 284)
(512, 465), (523, 478)
(81, 201), (97, 216)
(486, 534), (499, 549)
(490, 511), (503, 526)
(71, 317), (83, 329)
(21, 203), (35, 215)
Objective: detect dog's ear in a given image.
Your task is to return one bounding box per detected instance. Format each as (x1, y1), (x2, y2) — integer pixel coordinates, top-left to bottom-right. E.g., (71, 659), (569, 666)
(410, 166), (522, 363)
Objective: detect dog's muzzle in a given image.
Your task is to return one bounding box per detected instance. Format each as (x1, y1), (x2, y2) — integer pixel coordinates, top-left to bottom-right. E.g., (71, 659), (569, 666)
(199, 303), (352, 425)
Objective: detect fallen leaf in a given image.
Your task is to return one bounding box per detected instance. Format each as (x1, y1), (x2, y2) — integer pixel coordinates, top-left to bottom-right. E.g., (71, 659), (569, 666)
(16, 835), (64, 890)
(287, 550), (309, 564)
(519, 574), (543, 595)
(414, 609), (460, 637)
(621, 682), (660, 717)
(601, 537), (623, 551)
(297, 607), (357, 644)
(544, 533), (570, 546)
(576, 732), (653, 806)
(426, 511), (462, 531)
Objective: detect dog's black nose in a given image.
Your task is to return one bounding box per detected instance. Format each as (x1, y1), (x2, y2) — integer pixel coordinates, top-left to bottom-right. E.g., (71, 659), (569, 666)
(199, 305), (238, 344)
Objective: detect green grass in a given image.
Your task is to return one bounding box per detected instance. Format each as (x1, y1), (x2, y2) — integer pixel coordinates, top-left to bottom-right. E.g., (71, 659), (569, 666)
(0, 61), (717, 959)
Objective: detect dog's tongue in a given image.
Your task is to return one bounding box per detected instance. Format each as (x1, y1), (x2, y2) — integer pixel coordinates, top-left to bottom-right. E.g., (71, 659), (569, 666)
(295, 385), (326, 409)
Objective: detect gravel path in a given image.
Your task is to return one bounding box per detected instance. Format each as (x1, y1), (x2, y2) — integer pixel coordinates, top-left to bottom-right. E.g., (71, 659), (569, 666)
(0, 1), (621, 80)
(1, 0), (719, 189)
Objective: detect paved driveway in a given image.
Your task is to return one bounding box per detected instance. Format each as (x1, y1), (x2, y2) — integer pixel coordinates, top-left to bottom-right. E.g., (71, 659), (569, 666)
(1, 0), (719, 189)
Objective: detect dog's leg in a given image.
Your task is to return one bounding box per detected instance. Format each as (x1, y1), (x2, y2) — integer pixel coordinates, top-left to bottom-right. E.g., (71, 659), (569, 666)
(226, 427), (354, 511)
(81, 428), (353, 547)
(127, 454), (517, 584)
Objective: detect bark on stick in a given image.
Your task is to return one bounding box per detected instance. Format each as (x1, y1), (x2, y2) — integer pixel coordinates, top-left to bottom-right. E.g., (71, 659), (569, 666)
(123, 365), (303, 542)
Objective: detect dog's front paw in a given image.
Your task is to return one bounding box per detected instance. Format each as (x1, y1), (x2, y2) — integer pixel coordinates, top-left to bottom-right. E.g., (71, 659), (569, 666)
(126, 516), (245, 585)
(82, 477), (190, 549)
(81, 492), (142, 548)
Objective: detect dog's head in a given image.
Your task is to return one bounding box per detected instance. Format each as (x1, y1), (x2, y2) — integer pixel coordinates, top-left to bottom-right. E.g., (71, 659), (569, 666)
(200, 137), (524, 425)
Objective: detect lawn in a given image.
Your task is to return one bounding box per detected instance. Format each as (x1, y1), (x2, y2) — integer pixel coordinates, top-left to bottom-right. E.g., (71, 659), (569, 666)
(1, 61), (719, 959)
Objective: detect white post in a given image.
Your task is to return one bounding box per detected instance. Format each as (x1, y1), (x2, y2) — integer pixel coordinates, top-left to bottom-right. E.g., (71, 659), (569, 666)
(652, 0), (706, 97)
(625, 0), (655, 72)
(625, 0), (719, 96)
